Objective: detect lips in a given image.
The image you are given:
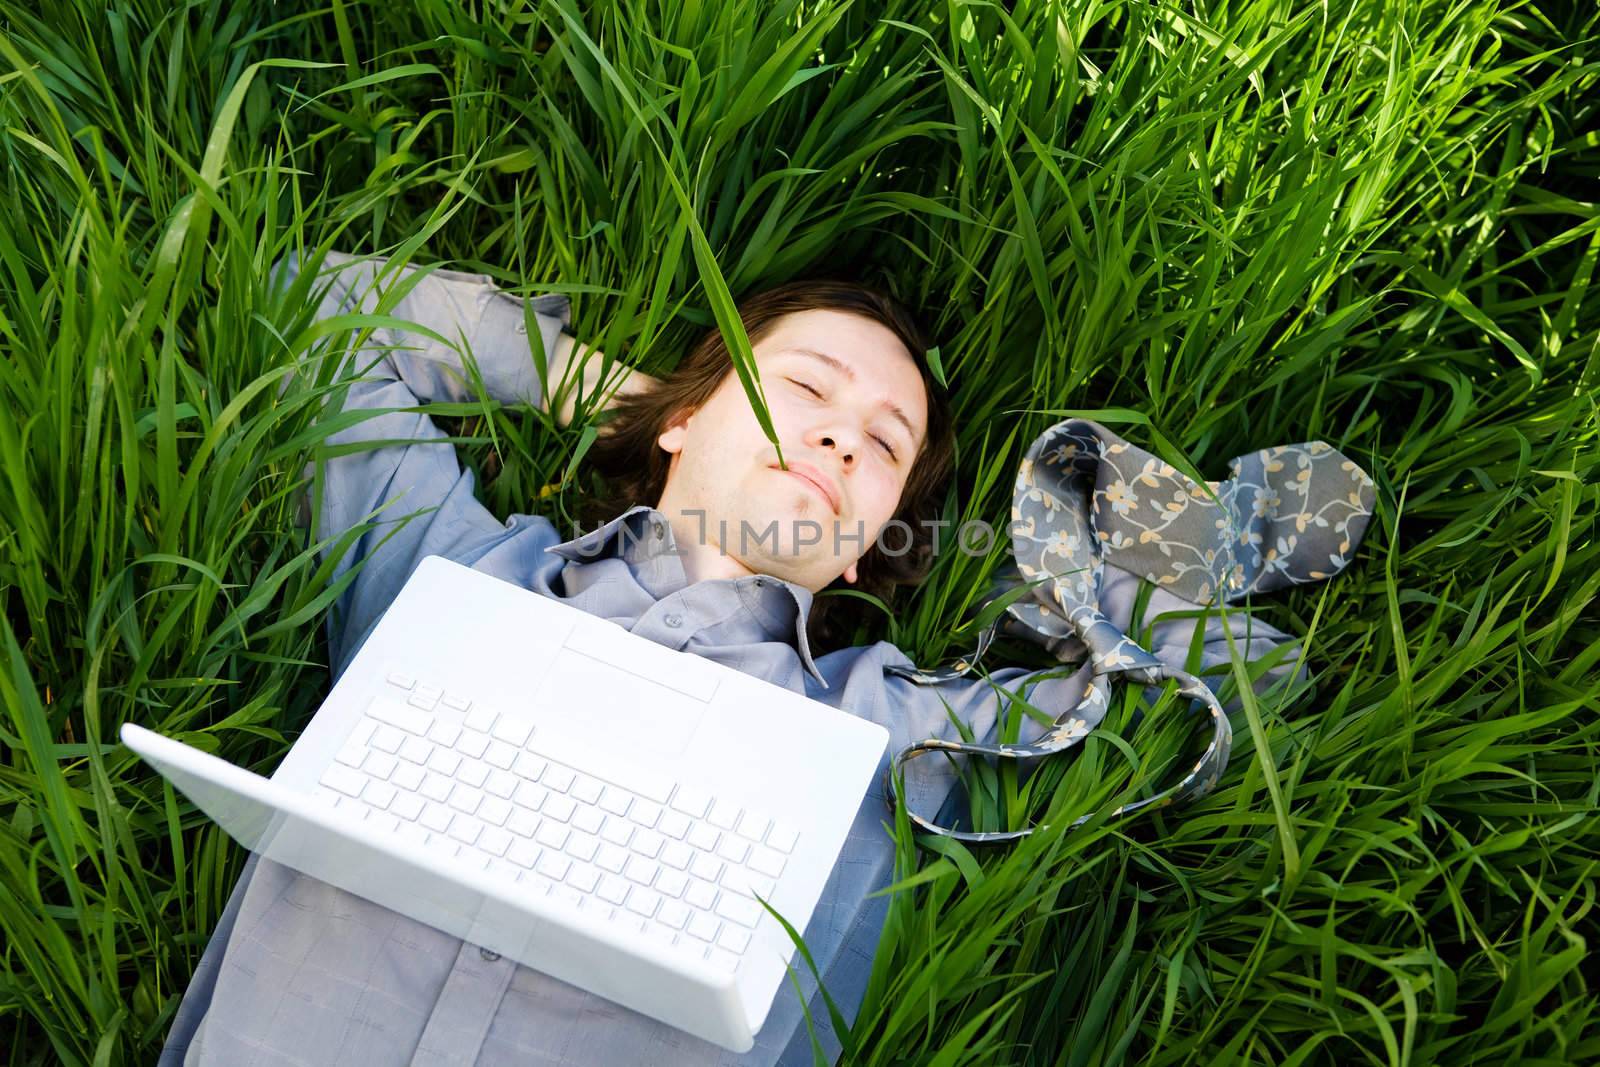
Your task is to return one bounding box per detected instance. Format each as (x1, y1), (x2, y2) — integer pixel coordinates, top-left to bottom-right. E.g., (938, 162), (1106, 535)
(774, 460), (840, 514)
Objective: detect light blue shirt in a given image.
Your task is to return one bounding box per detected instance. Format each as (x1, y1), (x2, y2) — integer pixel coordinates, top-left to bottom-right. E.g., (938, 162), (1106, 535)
(159, 251), (1270, 1066)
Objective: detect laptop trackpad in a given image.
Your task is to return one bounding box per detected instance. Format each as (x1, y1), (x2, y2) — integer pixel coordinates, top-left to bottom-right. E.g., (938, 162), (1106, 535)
(540, 643), (713, 757)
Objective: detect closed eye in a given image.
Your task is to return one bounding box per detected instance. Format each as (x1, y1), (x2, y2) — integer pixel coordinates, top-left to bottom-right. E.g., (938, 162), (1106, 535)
(789, 378), (898, 461)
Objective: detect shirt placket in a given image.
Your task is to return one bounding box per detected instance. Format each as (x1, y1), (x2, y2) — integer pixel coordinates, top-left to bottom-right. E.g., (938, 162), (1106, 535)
(629, 592), (698, 649)
(408, 941), (517, 1067)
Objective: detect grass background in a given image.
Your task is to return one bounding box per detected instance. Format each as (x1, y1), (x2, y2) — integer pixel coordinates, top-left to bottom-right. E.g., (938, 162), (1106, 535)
(2, 0), (1597, 1063)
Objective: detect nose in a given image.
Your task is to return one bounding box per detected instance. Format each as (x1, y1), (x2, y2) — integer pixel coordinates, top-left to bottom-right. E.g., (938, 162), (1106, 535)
(807, 423), (860, 467)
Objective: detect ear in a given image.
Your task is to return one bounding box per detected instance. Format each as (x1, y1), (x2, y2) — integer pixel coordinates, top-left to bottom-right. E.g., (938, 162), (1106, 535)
(656, 404), (695, 456)
(842, 561), (858, 583)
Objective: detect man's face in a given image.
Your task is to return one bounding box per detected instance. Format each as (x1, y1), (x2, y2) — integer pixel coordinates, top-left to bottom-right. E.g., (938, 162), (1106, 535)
(655, 308), (930, 593)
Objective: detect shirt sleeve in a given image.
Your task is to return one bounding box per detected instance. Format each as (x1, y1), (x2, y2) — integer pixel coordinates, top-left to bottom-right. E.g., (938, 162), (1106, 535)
(271, 250), (573, 674)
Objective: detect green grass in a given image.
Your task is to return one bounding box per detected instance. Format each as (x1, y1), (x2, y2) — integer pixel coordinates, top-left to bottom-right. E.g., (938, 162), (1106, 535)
(2, 0), (1597, 1063)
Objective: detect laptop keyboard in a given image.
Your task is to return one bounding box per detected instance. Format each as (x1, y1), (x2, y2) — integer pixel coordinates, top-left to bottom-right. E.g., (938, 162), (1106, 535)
(308, 669), (802, 973)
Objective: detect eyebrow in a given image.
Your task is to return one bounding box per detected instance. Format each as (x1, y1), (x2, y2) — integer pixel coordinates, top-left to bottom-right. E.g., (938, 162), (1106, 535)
(782, 347), (921, 450)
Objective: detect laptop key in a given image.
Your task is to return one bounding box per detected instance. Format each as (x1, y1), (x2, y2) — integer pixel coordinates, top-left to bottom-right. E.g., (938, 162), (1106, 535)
(448, 785), (484, 815)
(736, 811), (772, 842)
(708, 947), (740, 972)
(490, 717), (533, 748)
(599, 817), (633, 847)
(392, 762), (425, 792)
(420, 804), (453, 834)
(320, 764), (366, 797)
(426, 719), (461, 748)
(658, 811), (691, 840)
(513, 751), (547, 781)
(625, 887), (662, 918)
(448, 816), (484, 846)
(671, 787), (712, 819)
(535, 821), (571, 851)
(595, 844), (628, 874)
(391, 793), (425, 821)
(630, 829), (664, 858)
(464, 706), (497, 733)
(362, 781), (397, 810)
(714, 893), (761, 929)
(623, 855), (659, 886)
(567, 863), (601, 894)
(484, 770), (517, 799)
(689, 854), (723, 883)
(478, 827), (512, 857)
(363, 752), (398, 781)
(572, 807), (604, 835)
(513, 781), (548, 811)
(543, 795), (577, 823)
(386, 671), (416, 690)
(570, 775), (603, 805)
(748, 846), (785, 879)
(455, 728), (490, 760)
(717, 926), (751, 955)
(659, 842), (692, 870)
(536, 852), (572, 882)
(507, 809), (540, 838)
(507, 839), (540, 869)
(686, 824), (719, 852)
(543, 765), (576, 793)
(566, 832), (599, 862)
(457, 760), (490, 789)
(686, 912), (720, 942)
(408, 685), (443, 711)
(707, 800), (741, 831)
(721, 868), (776, 901)
(684, 878), (718, 912)
(478, 796), (512, 827)
(655, 870), (689, 899)
(399, 736), (432, 765)
(370, 724), (405, 753)
(369, 697), (429, 735)
(420, 773), (453, 803)
(426, 748), (461, 777)
(715, 837), (750, 865)
(630, 801), (662, 829)
(598, 787), (631, 817)
(597, 874), (630, 905)
(766, 825), (799, 854)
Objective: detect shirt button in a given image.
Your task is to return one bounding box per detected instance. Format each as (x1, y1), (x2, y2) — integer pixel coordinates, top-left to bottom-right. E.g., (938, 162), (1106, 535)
(480, 947), (501, 962)
(664, 613), (682, 628)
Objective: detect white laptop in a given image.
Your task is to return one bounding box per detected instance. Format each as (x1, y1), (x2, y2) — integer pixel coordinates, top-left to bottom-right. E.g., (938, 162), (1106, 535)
(121, 553), (889, 1053)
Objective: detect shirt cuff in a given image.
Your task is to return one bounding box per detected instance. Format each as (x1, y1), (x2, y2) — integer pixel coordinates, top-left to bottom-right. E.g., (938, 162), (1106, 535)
(475, 289), (572, 412)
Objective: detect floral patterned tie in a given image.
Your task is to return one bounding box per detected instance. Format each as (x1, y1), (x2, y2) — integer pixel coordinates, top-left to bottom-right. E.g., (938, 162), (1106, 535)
(883, 418), (1378, 844)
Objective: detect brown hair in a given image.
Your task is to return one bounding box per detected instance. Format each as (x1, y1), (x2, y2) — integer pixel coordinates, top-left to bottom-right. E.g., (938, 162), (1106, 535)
(576, 279), (957, 653)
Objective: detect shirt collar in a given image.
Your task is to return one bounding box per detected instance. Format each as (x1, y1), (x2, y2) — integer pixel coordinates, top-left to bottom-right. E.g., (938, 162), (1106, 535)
(545, 505), (828, 689)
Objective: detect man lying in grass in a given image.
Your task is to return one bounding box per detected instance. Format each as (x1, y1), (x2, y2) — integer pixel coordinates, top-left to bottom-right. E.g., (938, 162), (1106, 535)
(158, 248), (1252, 1066)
